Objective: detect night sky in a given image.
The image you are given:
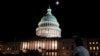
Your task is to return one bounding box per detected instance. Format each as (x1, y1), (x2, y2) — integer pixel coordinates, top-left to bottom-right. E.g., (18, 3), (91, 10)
(0, 0), (100, 41)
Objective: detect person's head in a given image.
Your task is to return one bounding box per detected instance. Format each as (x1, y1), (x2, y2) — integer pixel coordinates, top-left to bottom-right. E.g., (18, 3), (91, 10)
(38, 47), (42, 53)
(39, 47), (42, 49)
(75, 38), (83, 46)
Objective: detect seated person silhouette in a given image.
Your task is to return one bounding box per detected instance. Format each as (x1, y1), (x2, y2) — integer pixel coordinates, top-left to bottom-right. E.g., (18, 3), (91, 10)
(74, 38), (90, 56)
(37, 47), (43, 56)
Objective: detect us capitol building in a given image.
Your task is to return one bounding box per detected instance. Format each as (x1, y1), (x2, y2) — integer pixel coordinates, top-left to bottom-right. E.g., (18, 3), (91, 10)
(0, 6), (100, 56)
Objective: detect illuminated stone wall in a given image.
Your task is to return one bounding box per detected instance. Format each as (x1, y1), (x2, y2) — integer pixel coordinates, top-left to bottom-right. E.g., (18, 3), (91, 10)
(20, 39), (58, 56)
(0, 38), (100, 56)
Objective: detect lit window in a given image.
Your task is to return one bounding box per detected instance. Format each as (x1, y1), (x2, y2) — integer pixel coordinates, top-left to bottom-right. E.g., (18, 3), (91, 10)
(90, 47), (92, 50)
(49, 52), (51, 55)
(97, 46), (99, 50)
(46, 52), (48, 55)
(37, 41), (43, 49)
(35, 41), (38, 50)
(42, 41), (45, 49)
(93, 42), (95, 44)
(62, 47), (65, 49)
(93, 47), (95, 50)
(95, 53), (98, 55)
(7, 48), (10, 50)
(52, 52), (54, 55)
(0, 48), (1, 50)
(89, 42), (91, 44)
(96, 42), (98, 44)
(55, 52), (57, 56)
(52, 41), (55, 50)
(54, 40), (58, 50)
(37, 41), (40, 48)
(23, 42), (29, 49)
(22, 42), (27, 49)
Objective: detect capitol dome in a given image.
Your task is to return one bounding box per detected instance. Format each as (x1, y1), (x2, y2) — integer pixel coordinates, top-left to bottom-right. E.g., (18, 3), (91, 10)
(36, 6), (61, 38)
(41, 14), (57, 22)
(38, 6), (59, 27)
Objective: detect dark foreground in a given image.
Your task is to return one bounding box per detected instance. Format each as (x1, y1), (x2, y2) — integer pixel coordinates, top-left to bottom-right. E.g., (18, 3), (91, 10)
(0, 54), (41, 56)
(0, 51), (42, 56)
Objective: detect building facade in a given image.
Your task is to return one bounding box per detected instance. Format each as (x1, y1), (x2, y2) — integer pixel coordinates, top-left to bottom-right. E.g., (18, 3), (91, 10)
(0, 38), (100, 56)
